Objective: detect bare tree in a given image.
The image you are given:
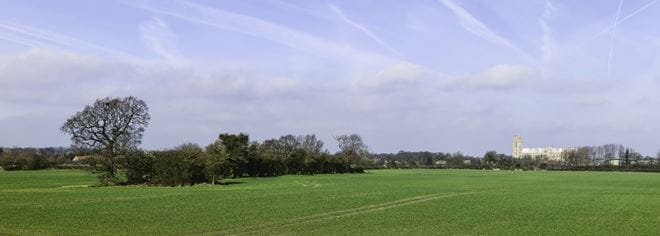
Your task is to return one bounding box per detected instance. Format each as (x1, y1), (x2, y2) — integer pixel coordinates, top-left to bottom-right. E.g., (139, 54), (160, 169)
(299, 134), (324, 155)
(61, 96), (150, 184)
(335, 134), (369, 168)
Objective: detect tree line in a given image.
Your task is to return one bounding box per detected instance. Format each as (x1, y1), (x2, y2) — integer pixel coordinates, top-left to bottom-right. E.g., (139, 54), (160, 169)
(2, 96), (660, 185)
(369, 147), (659, 171)
(65, 96), (370, 186)
(0, 147), (76, 170)
(121, 133), (368, 186)
(0, 97), (368, 186)
(0, 133), (369, 187)
(4, 145), (658, 176)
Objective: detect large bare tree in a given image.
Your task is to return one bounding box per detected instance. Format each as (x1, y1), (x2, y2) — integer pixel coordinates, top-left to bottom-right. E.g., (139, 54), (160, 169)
(61, 96), (150, 184)
(335, 134), (369, 169)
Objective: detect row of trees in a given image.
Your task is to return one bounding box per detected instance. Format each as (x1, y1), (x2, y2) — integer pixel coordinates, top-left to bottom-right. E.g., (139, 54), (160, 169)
(0, 147), (76, 170)
(371, 151), (529, 169)
(371, 151), (482, 169)
(4, 144), (657, 175)
(559, 144), (649, 167)
(0, 134), (370, 187)
(370, 148), (659, 171)
(120, 134), (368, 186)
(53, 96), (375, 185)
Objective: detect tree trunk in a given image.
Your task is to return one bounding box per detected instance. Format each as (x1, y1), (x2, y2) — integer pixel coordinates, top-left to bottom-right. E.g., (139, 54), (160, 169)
(211, 173), (215, 185)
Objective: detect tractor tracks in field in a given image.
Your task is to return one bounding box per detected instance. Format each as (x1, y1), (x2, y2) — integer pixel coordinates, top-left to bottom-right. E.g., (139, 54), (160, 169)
(294, 181), (321, 188)
(206, 191), (478, 235)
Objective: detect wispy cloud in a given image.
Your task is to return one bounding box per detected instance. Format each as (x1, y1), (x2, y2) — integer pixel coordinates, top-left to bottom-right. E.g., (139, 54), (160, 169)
(140, 17), (185, 62)
(0, 21), (141, 61)
(328, 4), (403, 58)
(437, 0), (538, 66)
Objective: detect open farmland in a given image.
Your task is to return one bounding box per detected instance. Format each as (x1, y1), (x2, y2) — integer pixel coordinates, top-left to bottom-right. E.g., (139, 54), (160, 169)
(1, 169), (660, 235)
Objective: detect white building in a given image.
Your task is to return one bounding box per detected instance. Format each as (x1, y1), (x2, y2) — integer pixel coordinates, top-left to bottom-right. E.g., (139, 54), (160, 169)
(512, 135), (573, 161)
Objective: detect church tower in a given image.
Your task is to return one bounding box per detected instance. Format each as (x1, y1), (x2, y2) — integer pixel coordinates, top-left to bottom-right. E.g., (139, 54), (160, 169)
(512, 135), (523, 158)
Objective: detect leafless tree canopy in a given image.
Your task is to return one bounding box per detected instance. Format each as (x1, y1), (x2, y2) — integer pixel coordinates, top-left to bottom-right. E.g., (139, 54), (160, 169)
(300, 134), (324, 154)
(335, 134), (369, 167)
(61, 96), (150, 157)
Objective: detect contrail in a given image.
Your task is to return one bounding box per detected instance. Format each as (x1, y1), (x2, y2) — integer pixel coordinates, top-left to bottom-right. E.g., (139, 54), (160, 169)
(438, 0), (539, 68)
(608, 0), (624, 80)
(328, 4), (403, 58)
(124, 0), (374, 60)
(0, 21), (142, 61)
(617, 0), (657, 22)
(587, 0), (657, 42)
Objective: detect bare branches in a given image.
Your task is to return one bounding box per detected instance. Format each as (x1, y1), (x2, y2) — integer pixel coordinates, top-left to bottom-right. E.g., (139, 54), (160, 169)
(335, 134), (369, 167)
(61, 96), (150, 184)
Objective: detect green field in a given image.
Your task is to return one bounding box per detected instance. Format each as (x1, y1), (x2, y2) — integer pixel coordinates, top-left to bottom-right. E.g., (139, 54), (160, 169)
(1, 169), (660, 235)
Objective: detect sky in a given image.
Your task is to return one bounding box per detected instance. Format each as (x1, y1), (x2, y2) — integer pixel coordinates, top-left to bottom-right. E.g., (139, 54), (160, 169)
(1, 0), (660, 156)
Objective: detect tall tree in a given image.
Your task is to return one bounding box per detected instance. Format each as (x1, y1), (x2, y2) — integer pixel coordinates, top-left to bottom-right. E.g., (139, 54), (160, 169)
(61, 96), (150, 185)
(335, 134), (369, 169)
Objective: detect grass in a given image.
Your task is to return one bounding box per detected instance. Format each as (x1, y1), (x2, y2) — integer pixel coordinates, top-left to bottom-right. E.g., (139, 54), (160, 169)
(1, 169), (660, 235)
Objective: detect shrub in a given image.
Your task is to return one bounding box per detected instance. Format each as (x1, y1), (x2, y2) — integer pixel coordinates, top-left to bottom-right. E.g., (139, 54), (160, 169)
(0, 148), (42, 170)
(125, 151), (153, 185)
(175, 144), (206, 184)
(152, 150), (191, 186)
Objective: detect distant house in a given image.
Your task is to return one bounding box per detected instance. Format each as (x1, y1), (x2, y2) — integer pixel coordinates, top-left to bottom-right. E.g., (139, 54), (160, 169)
(72, 155), (91, 162)
(606, 159), (621, 166)
(638, 159), (655, 165)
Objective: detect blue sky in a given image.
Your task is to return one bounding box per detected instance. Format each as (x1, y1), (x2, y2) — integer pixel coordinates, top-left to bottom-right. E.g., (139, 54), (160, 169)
(1, 0), (660, 156)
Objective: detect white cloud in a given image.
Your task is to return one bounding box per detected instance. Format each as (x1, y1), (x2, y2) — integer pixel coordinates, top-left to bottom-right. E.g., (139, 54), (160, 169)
(0, 48), (467, 151)
(0, 48), (106, 88)
(357, 62), (428, 90)
(1, 47), (658, 155)
(462, 64), (535, 89)
(355, 62), (533, 91)
(0, 48), (304, 105)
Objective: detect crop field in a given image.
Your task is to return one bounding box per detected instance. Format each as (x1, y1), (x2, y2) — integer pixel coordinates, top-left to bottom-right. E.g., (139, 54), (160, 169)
(1, 169), (660, 235)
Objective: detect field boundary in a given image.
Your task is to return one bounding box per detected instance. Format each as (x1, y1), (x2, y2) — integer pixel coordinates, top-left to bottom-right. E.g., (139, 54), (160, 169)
(204, 191), (477, 235)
